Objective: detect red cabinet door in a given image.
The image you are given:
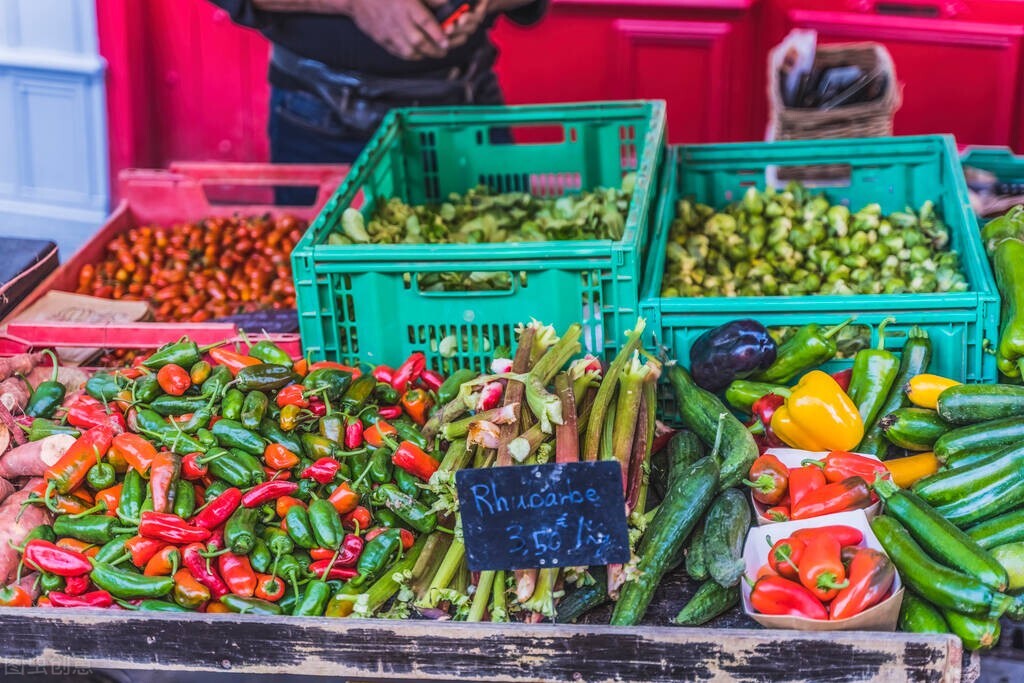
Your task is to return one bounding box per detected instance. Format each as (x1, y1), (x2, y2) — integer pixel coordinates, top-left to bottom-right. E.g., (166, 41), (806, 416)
(769, 1), (1024, 147)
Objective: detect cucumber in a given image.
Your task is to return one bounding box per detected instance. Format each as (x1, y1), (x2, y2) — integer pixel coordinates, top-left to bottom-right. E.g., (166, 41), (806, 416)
(870, 515), (1011, 619)
(673, 580), (739, 626)
(703, 489), (751, 588)
(967, 508), (1024, 549)
(610, 456), (719, 626)
(991, 542), (1024, 591)
(555, 567), (608, 623)
(937, 384), (1024, 425)
(934, 416), (1024, 462)
(873, 479), (1007, 590)
(880, 407), (950, 451)
(944, 445), (1010, 470)
(857, 327), (931, 457)
(667, 365), (758, 492)
(935, 476), (1024, 528)
(912, 443), (1024, 508)
(652, 431), (706, 501)
(942, 609), (1000, 651)
(1007, 593), (1024, 622)
(685, 521), (709, 581)
(898, 592), (950, 634)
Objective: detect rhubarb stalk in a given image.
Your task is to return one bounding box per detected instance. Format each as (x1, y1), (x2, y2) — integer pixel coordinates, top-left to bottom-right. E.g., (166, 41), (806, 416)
(583, 318), (645, 461)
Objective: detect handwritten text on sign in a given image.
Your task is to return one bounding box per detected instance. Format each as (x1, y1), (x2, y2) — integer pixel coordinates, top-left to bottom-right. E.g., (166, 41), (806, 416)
(455, 461), (630, 572)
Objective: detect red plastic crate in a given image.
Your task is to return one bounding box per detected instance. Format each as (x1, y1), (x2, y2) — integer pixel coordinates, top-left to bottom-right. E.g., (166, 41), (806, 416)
(1, 162), (347, 357)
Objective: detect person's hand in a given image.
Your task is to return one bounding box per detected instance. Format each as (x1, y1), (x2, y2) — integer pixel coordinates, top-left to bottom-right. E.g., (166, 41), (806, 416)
(443, 0), (491, 48)
(346, 0), (450, 60)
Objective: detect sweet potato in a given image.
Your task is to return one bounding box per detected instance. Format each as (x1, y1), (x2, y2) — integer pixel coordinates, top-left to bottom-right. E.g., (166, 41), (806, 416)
(0, 353), (44, 381)
(0, 376), (30, 412)
(0, 478), (13, 507)
(0, 424), (9, 455)
(25, 365), (90, 395)
(0, 434), (76, 479)
(0, 482), (52, 583)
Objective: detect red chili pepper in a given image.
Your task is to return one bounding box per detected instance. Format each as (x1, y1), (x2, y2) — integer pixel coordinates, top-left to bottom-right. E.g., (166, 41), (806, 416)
(764, 504), (790, 522)
(209, 347), (261, 376)
(308, 396), (327, 417)
(156, 364), (191, 396)
(191, 487), (242, 529)
(791, 477), (872, 520)
(63, 575), (90, 597)
(139, 511), (211, 544)
(744, 453), (789, 505)
(308, 564), (359, 581)
(792, 525), (865, 548)
(798, 532), (849, 602)
(767, 536), (805, 580)
(47, 590), (113, 609)
(182, 543), (229, 599)
(125, 535), (167, 568)
(392, 441), (440, 481)
(749, 575), (828, 620)
(788, 464), (827, 508)
(364, 419), (398, 447)
(341, 506), (371, 531)
(344, 417), (364, 450)
(401, 389), (433, 426)
(110, 433), (157, 474)
(829, 548), (895, 620)
(309, 361), (362, 378)
(390, 352), (425, 391)
(44, 425), (115, 496)
(751, 393), (786, 448)
(398, 528), (415, 550)
(418, 369), (444, 392)
(300, 458), (340, 485)
(65, 395), (114, 430)
(276, 384), (309, 409)
(831, 368), (853, 393)
(372, 365), (395, 384)
(149, 450), (180, 514)
(377, 406), (403, 421)
(181, 452), (208, 480)
(806, 451), (889, 485)
(255, 573), (285, 602)
(241, 480), (299, 508)
(206, 527), (226, 554)
(218, 553), (257, 597)
(23, 540), (92, 577)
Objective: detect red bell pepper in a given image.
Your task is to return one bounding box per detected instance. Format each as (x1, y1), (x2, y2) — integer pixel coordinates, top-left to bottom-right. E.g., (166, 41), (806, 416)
(764, 505), (790, 522)
(47, 590), (113, 609)
(798, 532), (849, 602)
(787, 465), (827, 509)
(191, 487), (242, 529)
(218, 553), (257, 597)
(744, 453), (789, 505)
(805, 451), (889, 485)
(749, 575), (828, 620)
(767, 536), (805, 580)
(182, 543), (229, 599)
(792, 525), (865, 548)
(44, 425), (115, 496)
(241, 480), (299, 508)
(390, 352), (425, 391)
(791, 477), (872, 520)
(139, 511), (211, 544)
(391, 441), (441, 481)
(830, 548), (896, 620)
(344, 417), (364, 450)
(149, 450), (180, 514)
(23, 540), (92, 577)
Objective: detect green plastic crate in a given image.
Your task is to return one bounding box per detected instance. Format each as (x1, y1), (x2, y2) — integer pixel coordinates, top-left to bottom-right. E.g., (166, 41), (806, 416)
(961, 145), (1024, 224)
(292, 101), (666, 371)
(640, 135), (1000, 410)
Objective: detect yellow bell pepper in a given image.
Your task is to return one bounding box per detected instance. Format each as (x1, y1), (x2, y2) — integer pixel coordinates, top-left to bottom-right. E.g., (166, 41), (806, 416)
(770, 370), (864, 451)
(906, 374), (961, 409)
(884, 451), (940, 489)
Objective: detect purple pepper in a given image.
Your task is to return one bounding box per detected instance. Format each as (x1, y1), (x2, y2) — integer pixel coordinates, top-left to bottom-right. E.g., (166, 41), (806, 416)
(689, 319), (777, 392)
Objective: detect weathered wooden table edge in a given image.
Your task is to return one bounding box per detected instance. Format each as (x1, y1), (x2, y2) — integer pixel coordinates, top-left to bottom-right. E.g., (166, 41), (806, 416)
(0, 608), (967, 682)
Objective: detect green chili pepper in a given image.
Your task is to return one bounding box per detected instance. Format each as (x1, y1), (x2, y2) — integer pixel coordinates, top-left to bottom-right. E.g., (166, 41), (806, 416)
(319, 414), (344, 444)
(278, 586), (300, 614)
(211, 419), (267, 455)
(25, 350), (66, 418)
(95, 535), (132, 564)
(39, 573), (64, 593)
(140, 485), (154, 514)
(208, 449), (265, 488)
(220, 594), (282, 615)
(259, 417), (305, 456)
(143, 339), (205, 370)
(176, 396), (216, 434)
(118, 468), (145, 525)
(374, 509), (400, 528)
(754, 317), (856, 384)
(298, 434), (334, 461)
(122, 599), (190, 612)
(172, 480), (196, 519)
(848, 317), (901, 429)
(276, 555), (304, 597)
(304, 369), (352, 403)
(133, 374), (162, 404)
(392, 420), (427, 450)
(222, 389), (245, 421)
(262, 527), (295, 559)
(235, 364), (296, 392)
(394, 468), (421, 500)
(200, 365), (233, 399)
(370, 484), (436, 533)
(373, 383), (401, 406)
(134, 409), (204, 455)
(27, 419), (80, 442)
(249, 538), (273, 574)
(86, 462), (116, 490)
(292, 579), (331, 617)
(292, 549), (313, 574)
(90, 560), (174, 599)
(54, 515), (136, 544)
(295, 478), (319, 501)
(84, 371), (127, 403)
(225, 506), (260, 555)
(241, 391), (269, 431)
(249, 340), (292, 367)
(438, 369), (477, 405)
(353, 528), (403, 587)
(368, 449), (393, 484)
(24, 524), (56, 545)
(149, 395), (210, 417)
(307, 498), (343, 549)
(341, 375), (377, 411)
(204, 479), (231, 502)
(284, 506), (317, 549)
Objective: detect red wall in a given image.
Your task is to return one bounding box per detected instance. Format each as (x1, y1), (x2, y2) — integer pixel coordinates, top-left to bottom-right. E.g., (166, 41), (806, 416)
(97, 0), (1024, 189)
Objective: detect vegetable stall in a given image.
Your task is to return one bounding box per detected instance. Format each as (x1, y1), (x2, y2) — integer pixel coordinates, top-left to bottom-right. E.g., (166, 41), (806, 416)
(1, 100), (1019, 681)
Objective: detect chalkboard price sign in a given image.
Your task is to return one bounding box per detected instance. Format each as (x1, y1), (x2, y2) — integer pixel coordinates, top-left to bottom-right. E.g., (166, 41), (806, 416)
(455, 461), (630, 572)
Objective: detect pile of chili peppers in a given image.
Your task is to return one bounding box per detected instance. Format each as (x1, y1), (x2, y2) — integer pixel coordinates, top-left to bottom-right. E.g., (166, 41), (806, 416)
(752, 523), (896, 621)
(4, 337), (453, 616)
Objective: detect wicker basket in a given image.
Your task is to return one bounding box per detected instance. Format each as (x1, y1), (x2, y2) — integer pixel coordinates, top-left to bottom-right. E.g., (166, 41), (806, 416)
(769, 41), (901, 181)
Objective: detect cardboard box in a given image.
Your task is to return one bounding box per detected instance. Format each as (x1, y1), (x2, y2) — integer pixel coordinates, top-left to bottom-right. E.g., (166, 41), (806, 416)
(752, 448), (882, 525)
(741, 509), (903, 631)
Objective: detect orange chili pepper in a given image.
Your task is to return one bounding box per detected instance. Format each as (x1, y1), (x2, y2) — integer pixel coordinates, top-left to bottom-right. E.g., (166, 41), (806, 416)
(95, 484), (123, 518)
(401, 389), (433, 426)
(341, 505), (371, 531)
(364, 420), (397, 448)
(205, 602), (231, 614)
(292, 358), (309, 377)
(156, 364), (191, 396)
(209, 347), (261, 376)
(110, 433), (157, 475)
(309, 548), (336, 561)
(44, 426), (115, 496)
(56, 538), (99, 558)
(327, 482), (359, 515)
(264, 443), (300, 470)
(51, 492), (95, 516)
(275, 495), (305, 518)
(264, 466), (292, 481)
(254, 573), (285, 602)
(144, 545), (181, 577)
